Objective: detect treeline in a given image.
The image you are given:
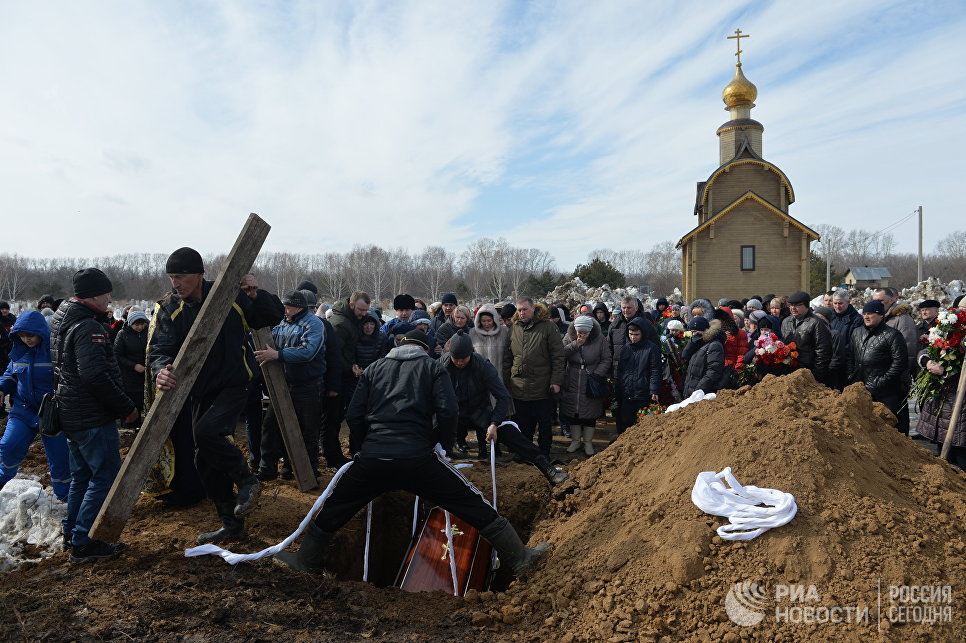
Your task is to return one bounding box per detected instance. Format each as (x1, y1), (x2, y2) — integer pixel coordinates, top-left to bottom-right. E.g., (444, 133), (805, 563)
(1, 228), (962, 309)
(810, 226), (966, 291)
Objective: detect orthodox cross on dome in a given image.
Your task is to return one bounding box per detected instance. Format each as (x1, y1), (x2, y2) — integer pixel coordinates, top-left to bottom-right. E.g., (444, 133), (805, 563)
(727, 28), (750, 66)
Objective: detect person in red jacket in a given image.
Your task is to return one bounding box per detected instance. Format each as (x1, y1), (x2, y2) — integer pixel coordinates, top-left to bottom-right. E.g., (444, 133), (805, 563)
(715, 307), (748, 369)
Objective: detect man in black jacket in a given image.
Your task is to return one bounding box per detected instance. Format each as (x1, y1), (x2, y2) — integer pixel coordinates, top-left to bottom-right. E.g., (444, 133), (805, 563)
(829, 291), (863, 390)
(848, 300), (909, 429)
(442, 332), (567, 484)
(274, 329), (551, 579)
(151, 248), (283, 544)
(781, 291), (832, 384)
(51, 268), (138, 561)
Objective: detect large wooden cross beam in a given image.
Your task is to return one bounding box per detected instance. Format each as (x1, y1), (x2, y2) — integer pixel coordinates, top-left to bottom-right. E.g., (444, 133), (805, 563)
(253, 328), (318, 492)
(91, 213), (271, 542)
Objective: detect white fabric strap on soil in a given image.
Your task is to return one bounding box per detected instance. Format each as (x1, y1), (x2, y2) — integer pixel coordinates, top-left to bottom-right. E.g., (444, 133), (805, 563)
(184, 459), (355, 565)
(691, 467), (797, 541)
(665, 389), (716, 413)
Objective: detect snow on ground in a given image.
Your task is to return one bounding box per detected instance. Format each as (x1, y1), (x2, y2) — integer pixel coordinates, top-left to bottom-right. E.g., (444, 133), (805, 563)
(0, 477), (66, 571)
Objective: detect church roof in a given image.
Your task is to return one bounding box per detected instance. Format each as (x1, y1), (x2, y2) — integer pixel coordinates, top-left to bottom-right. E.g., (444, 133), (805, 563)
(845, 267), (892, 280)
(701, 158), (795, 207)
(677, 191), (819, 249)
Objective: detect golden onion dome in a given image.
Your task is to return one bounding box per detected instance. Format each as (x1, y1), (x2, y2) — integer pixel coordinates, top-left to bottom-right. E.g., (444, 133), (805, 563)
(722, 64), (757, 107)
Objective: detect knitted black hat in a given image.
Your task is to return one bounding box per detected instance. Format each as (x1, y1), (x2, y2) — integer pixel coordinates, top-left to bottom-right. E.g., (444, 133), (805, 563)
(441, 293), (458, 305)
(449, 330), (473, 359)
(282, 290), (307, 308)
(165, 247), (204, 274)
(400, 329), (431, 351)
(862, 301), (885, 315)
(500, 303), (516, 319)
(299, 289), (318, 307)
(393, 294), (416, 311)
(73, 268), (113, 298)
(296, 280), (318, 294)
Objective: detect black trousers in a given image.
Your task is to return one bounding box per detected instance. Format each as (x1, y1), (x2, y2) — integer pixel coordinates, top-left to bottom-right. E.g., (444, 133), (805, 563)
(616, 396), (647, 435)
(191, 385), (254, 505)
(875, 393), (910, 435)
(459, 418), (541, 463)
(164, 404), (205, 506)
(321, 391), (348, 466)
(244, 373), (266, 467)
(313, 452), (502, 534)
(260, 378), (323, 473)
(512, 398), (554, 456)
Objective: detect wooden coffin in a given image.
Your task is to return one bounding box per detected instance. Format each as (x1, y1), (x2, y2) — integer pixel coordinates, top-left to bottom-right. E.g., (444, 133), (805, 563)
(396, 507), (494, 595)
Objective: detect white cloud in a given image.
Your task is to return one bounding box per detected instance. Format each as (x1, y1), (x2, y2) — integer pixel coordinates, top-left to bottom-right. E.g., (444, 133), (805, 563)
(0, 0), (962, 270)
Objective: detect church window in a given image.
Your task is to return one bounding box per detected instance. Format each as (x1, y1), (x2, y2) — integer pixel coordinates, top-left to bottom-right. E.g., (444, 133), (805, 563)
(740, 245), (755, 271)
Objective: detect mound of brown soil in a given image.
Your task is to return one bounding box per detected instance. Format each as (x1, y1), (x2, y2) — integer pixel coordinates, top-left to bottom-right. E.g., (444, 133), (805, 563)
(463, 370), (966, 641)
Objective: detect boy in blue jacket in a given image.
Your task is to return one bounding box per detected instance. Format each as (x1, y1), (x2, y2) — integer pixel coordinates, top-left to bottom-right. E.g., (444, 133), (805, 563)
(0, 310), (71, 501)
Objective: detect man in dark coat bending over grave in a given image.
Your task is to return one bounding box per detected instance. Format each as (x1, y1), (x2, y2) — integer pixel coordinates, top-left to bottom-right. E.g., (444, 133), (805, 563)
(274, 328), (550, 579)
(151, 247), (283, 544)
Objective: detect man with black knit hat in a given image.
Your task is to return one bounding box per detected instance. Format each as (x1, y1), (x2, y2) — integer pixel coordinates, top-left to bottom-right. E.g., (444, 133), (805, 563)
(275, 327), (552, 580)
(254, 290), (326, 481)
(442, 331), (568, 484)
(50, 268), (138, 561)
(430, 292), (458, 336)
(381, 293), (416, 335)
(150, 247), (283, 544)
(780, 290), (832, 384)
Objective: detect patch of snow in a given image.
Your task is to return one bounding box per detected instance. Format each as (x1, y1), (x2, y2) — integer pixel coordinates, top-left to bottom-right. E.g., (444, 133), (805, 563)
(0, 477), (66, 571)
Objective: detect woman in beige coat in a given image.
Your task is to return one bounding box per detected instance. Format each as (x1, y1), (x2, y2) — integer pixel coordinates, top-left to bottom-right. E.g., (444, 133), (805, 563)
(469, 304), (508, 377)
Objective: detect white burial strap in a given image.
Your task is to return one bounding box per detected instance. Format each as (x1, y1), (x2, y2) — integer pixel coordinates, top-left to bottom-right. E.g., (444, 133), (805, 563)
(691, 467), (797, 541)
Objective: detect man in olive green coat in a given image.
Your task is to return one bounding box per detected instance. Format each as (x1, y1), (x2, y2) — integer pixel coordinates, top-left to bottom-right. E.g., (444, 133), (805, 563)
(503, 297), (565, 457)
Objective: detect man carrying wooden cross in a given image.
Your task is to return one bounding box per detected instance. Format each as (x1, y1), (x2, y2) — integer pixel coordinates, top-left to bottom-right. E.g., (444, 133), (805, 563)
(150, 247), (283, 544)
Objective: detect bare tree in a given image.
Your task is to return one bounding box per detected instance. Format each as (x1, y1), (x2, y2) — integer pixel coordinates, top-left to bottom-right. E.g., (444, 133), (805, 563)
(418, 246), (454, 302)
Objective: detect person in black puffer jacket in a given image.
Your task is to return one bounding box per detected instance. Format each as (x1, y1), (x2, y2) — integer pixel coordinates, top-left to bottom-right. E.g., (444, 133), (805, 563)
(50, 268), (137, 561)
(356, 312), (390, 371)
(614, 317), (662, 437)
(113, 310), (149, 416)
(682, 318), (726, 397)
(848, 300), (908, 428)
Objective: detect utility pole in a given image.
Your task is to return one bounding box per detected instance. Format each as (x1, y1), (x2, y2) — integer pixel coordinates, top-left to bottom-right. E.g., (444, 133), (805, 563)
(917, 205), (923, 283)
(825, 241), (831, 292)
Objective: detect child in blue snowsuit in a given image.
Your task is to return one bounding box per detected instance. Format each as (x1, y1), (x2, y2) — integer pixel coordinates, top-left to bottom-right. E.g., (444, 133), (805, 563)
(0, 309), (71, 500)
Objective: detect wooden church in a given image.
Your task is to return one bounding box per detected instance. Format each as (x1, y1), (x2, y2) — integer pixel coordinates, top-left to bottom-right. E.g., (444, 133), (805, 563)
(677, 31), (819, 303)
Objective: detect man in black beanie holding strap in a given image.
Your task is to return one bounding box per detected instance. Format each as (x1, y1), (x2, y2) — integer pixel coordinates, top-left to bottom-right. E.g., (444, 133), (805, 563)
(50, 268), (138, 561)
(150, 247), (283, 544)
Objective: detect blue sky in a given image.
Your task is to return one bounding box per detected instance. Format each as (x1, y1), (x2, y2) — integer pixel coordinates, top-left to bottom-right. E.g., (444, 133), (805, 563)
(0, 1), (963, 269)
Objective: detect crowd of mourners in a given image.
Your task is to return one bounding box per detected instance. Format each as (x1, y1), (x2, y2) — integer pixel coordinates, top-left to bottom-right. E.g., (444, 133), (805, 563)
(0, 262), (964, 566)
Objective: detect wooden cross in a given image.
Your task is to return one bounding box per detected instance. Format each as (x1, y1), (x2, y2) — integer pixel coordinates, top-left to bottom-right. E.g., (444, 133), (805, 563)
(727, 28), (750, 65)
(90, 213), (272, 542)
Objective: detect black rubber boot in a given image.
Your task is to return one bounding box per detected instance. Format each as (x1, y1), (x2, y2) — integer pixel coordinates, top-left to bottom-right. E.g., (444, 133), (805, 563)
(234, 477), (261, 516)
(534, 455), (569, 486)
(480, 518), (550, 579)
(197, 502), (245, 544)
(274, 522), (333, 574)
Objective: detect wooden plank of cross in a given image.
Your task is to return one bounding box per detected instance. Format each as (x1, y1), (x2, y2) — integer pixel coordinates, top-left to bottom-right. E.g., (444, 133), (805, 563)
(253, 327), (318, 492)
(90, 213), (271, 542)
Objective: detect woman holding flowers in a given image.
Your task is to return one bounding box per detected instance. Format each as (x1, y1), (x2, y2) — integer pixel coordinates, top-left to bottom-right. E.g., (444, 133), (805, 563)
(913, 306), (966, 467)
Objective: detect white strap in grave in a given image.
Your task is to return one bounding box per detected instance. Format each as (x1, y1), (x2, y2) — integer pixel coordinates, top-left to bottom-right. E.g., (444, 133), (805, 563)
(184, 459), (355, 565)
(691, 467), (797, 541)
